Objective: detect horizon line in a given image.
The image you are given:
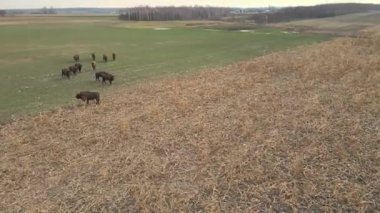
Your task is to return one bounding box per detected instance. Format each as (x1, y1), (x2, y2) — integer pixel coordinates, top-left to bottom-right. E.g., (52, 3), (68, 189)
(3, 2), (379, 10)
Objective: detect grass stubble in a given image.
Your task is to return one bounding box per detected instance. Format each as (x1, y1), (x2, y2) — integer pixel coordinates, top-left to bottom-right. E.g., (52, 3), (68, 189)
(0, 27), (379, 211)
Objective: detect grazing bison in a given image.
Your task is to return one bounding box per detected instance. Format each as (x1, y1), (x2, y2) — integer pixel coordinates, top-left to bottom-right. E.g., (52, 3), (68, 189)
(91, 61), (96, 71)
(91, 53), (96, 61)
(103, 54), (108, 63)
(61, 68), (70, 79)
(95, 71), (114, 84)
(69, 65), (78, 75)
(112, 52), (116, 61)
(75, 63), (82, 72)
(76, 91), (100, 104)
(73, 54), (79, 62)
(95, 71), (105, 81)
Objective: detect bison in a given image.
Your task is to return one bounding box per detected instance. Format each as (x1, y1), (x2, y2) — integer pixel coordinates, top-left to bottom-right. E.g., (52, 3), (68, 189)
(76, 91), (100, 104)
(112, 52), (116, 61)
(103, 54), (108, 63)
(61, 68), (70, 79)
(75, 63), (82, 72)
(69, 65), (78, 75)
(91, 53), (96, 61)
(95, 71), (114, 84)
(95, 71), (105, 81)
(91, 61), (96, 71)
(73, 54), (80, 62)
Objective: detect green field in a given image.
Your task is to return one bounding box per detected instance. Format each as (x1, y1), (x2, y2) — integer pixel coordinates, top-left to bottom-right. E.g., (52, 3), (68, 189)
(0, 17), (330, 121)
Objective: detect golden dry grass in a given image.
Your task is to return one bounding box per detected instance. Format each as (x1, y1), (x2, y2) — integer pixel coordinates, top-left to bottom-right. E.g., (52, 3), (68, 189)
(272, 12), (380, 36)
(1, 29), (379, 211)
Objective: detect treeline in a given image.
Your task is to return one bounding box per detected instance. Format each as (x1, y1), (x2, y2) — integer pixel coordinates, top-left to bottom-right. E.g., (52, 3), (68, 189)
(35, 6), (56, 14)
(119, 6), (232, 21)
(0, 10), (6, 16)
(250, 3), (380, 24)
(4, 7), (56, 15)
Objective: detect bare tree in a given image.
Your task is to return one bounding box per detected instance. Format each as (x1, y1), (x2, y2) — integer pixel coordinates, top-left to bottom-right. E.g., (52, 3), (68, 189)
(120, 6), (232, 21)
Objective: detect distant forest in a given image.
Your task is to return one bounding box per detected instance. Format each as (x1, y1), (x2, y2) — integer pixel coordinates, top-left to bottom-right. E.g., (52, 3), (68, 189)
(0, 9), (7, 16)
(119, 6), (232, 21)
(119, 4), (380, 22)
(2, 3), (379, 22)
(249, 3), (380, 24)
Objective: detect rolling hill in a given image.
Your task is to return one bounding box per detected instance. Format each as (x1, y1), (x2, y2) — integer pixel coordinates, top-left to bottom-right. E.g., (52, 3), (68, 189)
(1, 26), (379, 211)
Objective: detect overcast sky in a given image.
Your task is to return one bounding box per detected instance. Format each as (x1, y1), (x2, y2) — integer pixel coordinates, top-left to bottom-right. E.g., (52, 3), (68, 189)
(1, 0), (379, 9)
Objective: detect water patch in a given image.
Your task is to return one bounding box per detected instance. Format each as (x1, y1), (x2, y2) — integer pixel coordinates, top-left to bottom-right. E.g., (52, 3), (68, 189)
(240, 30), (255, 33)
(282, 31), (299, 34)
(154, 28), (170, 30)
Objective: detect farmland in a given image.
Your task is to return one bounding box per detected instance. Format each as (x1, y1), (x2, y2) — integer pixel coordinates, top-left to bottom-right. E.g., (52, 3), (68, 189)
(0, 16), (329, 121)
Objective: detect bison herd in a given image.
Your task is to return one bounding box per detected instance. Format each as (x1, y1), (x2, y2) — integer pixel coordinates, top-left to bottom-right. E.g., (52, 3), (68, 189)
(61, 63), (82, 79)
(61, 52), (117, 105)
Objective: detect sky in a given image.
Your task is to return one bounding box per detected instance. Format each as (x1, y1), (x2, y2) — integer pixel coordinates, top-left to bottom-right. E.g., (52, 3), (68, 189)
(0, 0), (379, 9)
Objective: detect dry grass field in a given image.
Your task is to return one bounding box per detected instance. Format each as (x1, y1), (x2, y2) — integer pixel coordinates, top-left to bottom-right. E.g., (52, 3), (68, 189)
(273, 11), (380, 35)
(0, 27), (379, 211)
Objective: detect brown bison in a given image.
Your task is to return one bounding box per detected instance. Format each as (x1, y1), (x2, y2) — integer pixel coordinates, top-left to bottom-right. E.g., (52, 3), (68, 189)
(91, 61), (96, 71)
(75, 63), (82, 72)
(95, 71), (106, 81)
(76, 91), (100, 104)
(61, 68), (70, 79)
(91, 53), (96, 61)
(69, 65), (78, 75)
(103, 54), (108, 63)
(73, 54), (79, 62)
(112, 52), (116, 61)
(95, 71), (114, 84)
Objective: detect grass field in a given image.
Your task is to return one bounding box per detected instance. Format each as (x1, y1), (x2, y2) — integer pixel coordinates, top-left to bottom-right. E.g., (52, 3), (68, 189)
(0, 25), (378, 212)
(0, 16), (330, 121)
